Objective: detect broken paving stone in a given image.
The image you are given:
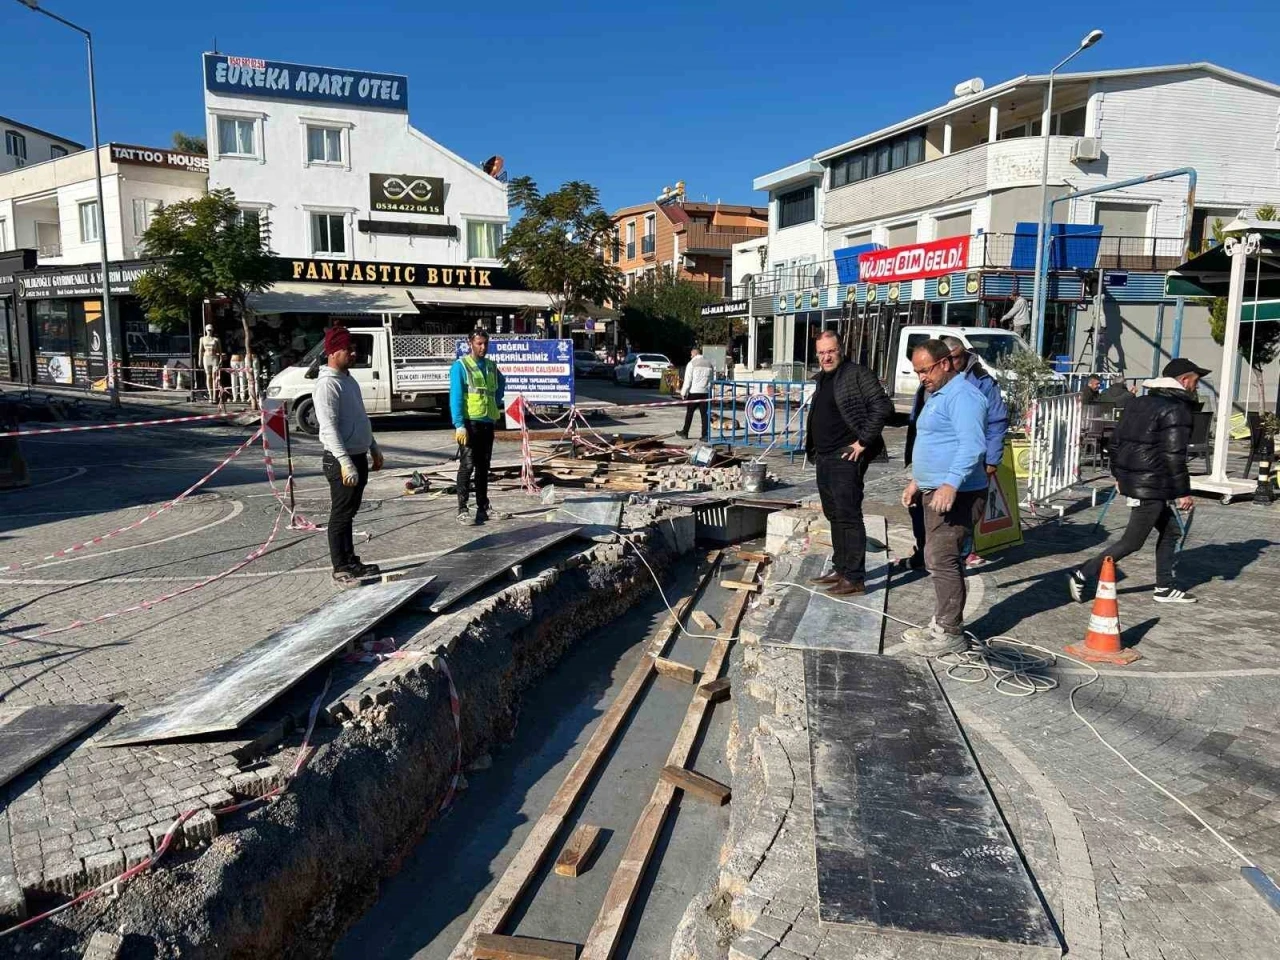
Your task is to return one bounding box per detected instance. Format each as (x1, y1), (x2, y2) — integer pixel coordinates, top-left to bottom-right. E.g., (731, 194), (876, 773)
(82, 930), (124, 960)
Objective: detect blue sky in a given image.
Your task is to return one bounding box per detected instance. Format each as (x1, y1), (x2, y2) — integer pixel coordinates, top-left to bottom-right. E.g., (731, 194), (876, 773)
(4, 0), (1279, 214)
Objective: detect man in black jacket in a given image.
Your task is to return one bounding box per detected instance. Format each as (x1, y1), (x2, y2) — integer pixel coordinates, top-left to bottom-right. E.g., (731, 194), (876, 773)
(1068, 358), (1207, 605)
(804, 330), (894, 596)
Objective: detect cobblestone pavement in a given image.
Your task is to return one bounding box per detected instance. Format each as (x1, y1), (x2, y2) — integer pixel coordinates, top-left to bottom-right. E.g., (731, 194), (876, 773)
(717, 475), (1280, 960)
(0, 384), (693, 916)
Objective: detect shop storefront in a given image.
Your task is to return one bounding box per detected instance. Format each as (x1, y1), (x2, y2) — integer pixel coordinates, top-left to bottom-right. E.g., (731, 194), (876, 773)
(0, 250), (36, 383)
(15, 259), (193, 389)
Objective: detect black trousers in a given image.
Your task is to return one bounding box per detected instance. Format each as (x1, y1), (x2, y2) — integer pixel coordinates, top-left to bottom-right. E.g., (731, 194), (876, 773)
(681, 393), (709, 440)
(1081, 498), (1178, 588)
(457, 420), (495, 512)
(322, 451), (368, 573)
(815, 452), (870, 582)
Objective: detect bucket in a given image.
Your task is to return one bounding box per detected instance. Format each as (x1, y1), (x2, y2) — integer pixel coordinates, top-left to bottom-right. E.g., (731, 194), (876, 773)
(740, 461), (767, 493)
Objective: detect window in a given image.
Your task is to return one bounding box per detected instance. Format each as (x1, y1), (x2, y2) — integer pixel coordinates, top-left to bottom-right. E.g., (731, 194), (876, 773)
(829, 127), (926, 187)
(642, 213), (656, 254)
(348, 333), (374, 369)
(305, 125), (343, 164)
(216, 116), (257, 157)
(777, 187), (815, 229)
(611, 229), (620, 263)
(79, 200), (100, 244)
(467, 220), (504, 260)
(310, 212), (346, 255)
(1055, 106), (1087, 138)
(132, 198), (161, 237)
(50, 145), (68, 159)
(0, 217), (7, 252)
(626, 220), (636, 259)
(5, 130), (26, 166)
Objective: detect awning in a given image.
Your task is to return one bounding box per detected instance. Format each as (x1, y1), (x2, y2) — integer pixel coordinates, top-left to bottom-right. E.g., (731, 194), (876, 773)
(1242, 299), (1280, 323)
(1164, 229), (1280, 298)
(407, 287), (553, 310)
(249, 282), (417, 315)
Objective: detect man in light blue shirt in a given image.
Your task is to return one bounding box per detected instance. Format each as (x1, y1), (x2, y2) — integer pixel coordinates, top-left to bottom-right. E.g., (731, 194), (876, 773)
(900, 339), (989, 656)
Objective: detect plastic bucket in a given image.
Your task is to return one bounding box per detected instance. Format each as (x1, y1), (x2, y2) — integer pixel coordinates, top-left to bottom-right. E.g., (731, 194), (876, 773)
(740, 461), (767, 493)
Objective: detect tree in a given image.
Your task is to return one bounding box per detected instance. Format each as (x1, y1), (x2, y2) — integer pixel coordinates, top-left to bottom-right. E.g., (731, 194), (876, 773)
(500, 177), (622, 337)
(1207, 204), (1279, 406)
(618, 272), (720, 360)
(172, 131), (207, 154)
(135, 189), (276, 408)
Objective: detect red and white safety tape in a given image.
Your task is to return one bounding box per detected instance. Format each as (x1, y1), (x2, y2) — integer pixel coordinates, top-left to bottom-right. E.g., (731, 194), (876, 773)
(0, 413), (232, 439)
(1, 427), (265, 574)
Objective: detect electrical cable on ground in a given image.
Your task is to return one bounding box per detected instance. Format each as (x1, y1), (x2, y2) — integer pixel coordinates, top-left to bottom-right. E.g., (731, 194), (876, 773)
(619, 537), (726, 642)
(772, 579), (1259, 870)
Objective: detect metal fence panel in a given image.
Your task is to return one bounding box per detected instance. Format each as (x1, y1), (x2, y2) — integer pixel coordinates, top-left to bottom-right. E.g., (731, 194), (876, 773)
(1026, 391), (1084, 508)
(711, 379), (813, 457)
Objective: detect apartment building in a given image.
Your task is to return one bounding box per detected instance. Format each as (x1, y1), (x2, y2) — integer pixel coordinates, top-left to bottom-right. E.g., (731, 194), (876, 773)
(0, 143), (207, 386)
(608, 185), (767, 296)
(741, 62), (1280, 388)
(0, 115), (82, 175)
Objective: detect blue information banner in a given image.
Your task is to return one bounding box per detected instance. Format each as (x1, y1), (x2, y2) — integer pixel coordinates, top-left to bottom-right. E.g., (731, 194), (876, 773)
(455, 338), (575, 405)
(203, 54), (409, 111)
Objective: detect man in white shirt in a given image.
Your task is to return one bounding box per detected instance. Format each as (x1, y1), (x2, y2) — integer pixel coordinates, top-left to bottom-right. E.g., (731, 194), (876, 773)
(1002, 293), (1030, 338)
(314, 326), (384, 586)
(677, 346), (715, 441)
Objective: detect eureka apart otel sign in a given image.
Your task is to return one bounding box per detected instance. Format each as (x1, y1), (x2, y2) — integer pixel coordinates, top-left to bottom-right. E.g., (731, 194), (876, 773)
(279, 258), (524, 291)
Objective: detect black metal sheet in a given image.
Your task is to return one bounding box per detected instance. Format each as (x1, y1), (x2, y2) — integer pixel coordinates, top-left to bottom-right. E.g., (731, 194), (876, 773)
(804, 651), (1059, 952)
(0, 704), (117, 788)
(421, 522), (581, 613)
(731, 477), (819, 508)
(99, 577), (434, 746)
(553, 496), (625, 539)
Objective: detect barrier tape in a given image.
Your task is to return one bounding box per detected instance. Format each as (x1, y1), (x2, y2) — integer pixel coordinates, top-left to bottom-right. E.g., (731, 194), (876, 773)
(0, 413), (232, 439)
(0, 671), (333, 939)
(5, 500), (290, 645)
(260, 429), (320, 531)
(437, 655), (463, 814)
(2, 427), (265, 574)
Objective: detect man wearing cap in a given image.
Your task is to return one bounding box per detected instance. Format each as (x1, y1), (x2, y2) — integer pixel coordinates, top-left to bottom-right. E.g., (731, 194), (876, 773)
(1068, 358), (1207, 605)
(315, 326), (383, 586)
(450, 329), (505, 525)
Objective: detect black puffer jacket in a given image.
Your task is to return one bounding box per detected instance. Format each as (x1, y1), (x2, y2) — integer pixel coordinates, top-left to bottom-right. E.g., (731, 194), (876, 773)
(805, 360), (893, 460)
(1110, 379), (1195, 500)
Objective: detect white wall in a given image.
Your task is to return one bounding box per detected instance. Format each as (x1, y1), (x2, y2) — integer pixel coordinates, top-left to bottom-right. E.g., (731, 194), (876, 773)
(0, 120), (81, 174)
(765, 179), (824, 270)
(205, 88), (508, 264)
(117, 169), (212, 259)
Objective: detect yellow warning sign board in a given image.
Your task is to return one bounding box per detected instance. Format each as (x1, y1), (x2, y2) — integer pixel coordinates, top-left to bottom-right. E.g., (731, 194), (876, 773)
(973, 445), (1023, 554)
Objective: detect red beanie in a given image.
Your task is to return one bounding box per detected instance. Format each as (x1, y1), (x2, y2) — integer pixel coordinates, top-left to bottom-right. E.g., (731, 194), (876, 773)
(324, 326), (352, 354)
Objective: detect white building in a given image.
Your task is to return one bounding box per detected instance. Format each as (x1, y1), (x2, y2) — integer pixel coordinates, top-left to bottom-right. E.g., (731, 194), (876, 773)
(0, 115), (82, 175)
(741, 62), (1280, 392)
(202, 52), (543, 338)
(0, 143), (207, 387)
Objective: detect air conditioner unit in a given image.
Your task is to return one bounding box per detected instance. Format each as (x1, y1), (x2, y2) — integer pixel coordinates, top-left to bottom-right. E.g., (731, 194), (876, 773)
(1071, 137), (1102, 162)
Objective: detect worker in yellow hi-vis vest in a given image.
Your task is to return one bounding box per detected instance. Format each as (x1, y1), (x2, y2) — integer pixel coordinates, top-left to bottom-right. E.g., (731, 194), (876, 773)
(449, 329), (506, 526)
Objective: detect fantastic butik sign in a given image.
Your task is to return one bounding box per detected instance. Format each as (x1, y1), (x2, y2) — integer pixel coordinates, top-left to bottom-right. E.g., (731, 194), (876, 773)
(857, 236), (970, 284)
(204, 53), (408, 110)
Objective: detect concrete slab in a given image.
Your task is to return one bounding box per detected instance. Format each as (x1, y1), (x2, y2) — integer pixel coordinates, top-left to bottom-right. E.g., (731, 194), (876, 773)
(552, 496), (625, 539)
(422, 522), (582, 613)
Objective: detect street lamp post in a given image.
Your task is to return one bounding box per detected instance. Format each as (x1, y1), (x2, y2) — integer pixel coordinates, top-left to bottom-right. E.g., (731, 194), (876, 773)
(17, 0), (119, 407)
(1030, 28), (1104, 357)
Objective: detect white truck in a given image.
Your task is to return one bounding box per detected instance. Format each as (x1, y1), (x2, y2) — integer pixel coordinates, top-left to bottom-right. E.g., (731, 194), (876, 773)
(265, 323), (468, 434)
(881, 325), (1036, 410)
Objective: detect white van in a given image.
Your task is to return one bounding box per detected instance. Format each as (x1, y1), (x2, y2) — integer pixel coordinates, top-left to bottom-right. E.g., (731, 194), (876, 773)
(888, 325), (1032, 408)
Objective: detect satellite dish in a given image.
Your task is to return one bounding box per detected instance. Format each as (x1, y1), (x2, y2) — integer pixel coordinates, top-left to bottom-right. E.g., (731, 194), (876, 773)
(482, 155), (505, 179)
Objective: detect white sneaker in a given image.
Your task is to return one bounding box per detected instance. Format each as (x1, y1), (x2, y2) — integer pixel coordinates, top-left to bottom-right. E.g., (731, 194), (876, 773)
(1068, 570), (1087, 603)
(1153, 587), (1197, 604)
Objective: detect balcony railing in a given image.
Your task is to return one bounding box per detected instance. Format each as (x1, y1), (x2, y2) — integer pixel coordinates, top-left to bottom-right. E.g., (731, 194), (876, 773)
(976, 233), (1186, 272)
(626, 241), (636, 260)
(682, 222), (768, 254)
(38, 241), (62, 258)
(641, 234), (656, 256)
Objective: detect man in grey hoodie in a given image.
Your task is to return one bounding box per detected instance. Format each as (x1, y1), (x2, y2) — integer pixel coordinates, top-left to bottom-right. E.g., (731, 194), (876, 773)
(315, 326), (384, 585)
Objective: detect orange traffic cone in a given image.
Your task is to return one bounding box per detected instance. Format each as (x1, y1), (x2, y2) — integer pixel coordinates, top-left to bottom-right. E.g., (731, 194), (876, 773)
(1065, 557), (1142, 665)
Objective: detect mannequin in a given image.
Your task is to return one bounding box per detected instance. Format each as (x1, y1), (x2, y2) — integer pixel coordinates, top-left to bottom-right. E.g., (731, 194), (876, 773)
(229, 353), (246, 403)
(199, 324), (223, 401)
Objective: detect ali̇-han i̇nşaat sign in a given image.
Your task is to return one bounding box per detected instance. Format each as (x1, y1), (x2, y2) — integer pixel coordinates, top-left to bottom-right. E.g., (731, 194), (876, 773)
(203, 53), (408, 110)
(857, 236), (970, 284)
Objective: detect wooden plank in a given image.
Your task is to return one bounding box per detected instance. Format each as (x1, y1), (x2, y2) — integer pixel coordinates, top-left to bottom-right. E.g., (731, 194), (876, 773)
(735, 550), (770, 564)
(695, 677), (731, 703)
(447, 550), (723, 960)
(653, 657), (699, 685)
(580, 562), (759, 960)
(473, 932), (578, 960)
(690, 611), (717, 631)
(660, 765), (731, 805)
(553, 823), (602, 878)
(719, 579), (761, 593)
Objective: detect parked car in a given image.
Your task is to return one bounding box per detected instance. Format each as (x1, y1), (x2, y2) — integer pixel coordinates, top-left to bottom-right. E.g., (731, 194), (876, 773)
(614, 352), (671, 386)
(574, 350), (610, 379)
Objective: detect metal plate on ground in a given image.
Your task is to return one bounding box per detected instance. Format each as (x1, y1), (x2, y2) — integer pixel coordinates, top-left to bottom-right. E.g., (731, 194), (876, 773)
(0, 704), (118, 788)
(804, 651), (1059, 953)
(763, 516), (887, 654)
(98, 577), (434, 746)
(553, 496), (625, 539)
(731, 477), (818, 508)
(421, 522), (581, 613)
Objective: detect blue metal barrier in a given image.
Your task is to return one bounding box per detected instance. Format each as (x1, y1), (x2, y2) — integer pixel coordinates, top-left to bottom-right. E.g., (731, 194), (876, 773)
(710, 378), (813, 460)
